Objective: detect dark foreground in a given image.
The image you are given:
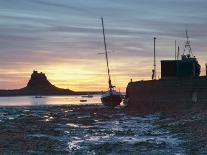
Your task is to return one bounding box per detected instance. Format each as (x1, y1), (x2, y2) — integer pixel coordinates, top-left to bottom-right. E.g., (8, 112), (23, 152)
(0, 104), (206, 154)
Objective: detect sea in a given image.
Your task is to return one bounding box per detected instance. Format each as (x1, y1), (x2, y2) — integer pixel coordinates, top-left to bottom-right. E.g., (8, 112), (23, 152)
(0, 95), (197, 154)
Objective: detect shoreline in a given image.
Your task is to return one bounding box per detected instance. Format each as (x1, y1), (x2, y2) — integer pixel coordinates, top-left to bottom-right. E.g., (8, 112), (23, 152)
(0, 91), (102, 97)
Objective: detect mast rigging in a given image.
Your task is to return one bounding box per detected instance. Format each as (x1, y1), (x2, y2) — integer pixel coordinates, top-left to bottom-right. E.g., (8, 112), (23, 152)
(101, 17), (113, 91)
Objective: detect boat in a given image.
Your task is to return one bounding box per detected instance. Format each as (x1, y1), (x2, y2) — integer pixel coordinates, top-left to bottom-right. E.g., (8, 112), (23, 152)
(100, 17), (122, 107)
(80, 99), (87, 102)
(125, 30), (206, 112)
(34, 95), (44, 98)
(81, 94), (93, 98)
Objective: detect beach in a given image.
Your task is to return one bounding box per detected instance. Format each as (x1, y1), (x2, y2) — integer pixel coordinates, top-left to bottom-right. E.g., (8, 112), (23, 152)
(1, 96), (204, 154)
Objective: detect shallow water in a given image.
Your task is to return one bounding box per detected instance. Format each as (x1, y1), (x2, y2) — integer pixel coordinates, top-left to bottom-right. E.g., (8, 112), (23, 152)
(0, 96), (186, 154)
(0, 95), (101, 106)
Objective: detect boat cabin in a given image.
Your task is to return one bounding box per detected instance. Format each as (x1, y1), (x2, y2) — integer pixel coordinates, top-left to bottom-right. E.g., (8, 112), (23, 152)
(161, 54), (201, 79)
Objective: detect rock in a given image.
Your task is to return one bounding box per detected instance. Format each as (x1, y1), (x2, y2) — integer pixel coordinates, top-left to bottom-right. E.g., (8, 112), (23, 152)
(0, 70), (74, 96)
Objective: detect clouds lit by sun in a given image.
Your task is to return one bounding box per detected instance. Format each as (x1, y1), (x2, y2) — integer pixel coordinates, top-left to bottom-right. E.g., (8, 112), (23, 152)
(0, 0), (207, 91)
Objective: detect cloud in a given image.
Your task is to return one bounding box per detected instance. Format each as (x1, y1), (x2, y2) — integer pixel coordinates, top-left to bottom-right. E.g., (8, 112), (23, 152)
(0, 0), (207, 90)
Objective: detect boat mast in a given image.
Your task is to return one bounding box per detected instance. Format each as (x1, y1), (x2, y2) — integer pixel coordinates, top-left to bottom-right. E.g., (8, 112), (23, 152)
(101, 17), (113, 91)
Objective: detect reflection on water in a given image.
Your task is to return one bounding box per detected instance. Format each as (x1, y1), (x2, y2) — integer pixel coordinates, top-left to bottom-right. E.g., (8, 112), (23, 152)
(0, 95), (101, 106)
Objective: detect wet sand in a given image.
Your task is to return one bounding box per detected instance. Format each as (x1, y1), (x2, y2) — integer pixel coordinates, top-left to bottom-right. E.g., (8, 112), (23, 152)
(0, 104), (188, 154)
(157, 104), (207, 154)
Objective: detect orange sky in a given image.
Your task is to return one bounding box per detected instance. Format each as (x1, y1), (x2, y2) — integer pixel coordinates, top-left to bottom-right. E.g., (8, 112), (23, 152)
(0, 56), (154, 92)
(0, 0), (207, 92)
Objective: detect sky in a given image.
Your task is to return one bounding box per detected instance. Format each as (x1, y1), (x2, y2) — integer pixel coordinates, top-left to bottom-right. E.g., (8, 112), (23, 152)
(0, 0), (207, 91)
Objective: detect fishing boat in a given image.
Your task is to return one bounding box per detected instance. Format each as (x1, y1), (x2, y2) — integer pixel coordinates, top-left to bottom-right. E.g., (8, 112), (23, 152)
(34, 95), (44, 98)
(81, 94), (93, 98)
(100, 17), (122, 107)
(80, 99), (87, 102)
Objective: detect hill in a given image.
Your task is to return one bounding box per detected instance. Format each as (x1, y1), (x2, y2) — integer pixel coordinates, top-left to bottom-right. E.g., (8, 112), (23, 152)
(0, 70), (75, 96)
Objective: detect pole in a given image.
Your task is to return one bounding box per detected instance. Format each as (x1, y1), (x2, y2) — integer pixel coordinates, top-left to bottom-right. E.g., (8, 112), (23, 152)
(175, 40), (177, 60)
(101, 17), (112, 91)
(206, 63), (207, 77)
(177, 46), (180, 60)
(153, 37), (156, 80)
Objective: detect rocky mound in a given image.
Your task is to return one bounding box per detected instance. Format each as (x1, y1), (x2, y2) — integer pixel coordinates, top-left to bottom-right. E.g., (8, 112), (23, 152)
(0, 70), (74, 96)
(27, 70), (53, 90)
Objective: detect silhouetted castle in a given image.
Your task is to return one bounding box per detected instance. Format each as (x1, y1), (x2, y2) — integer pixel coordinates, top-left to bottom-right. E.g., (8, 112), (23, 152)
(27, 70), (56, 90)
(0, 70), (100, 96)
(0, 70), (74, 96)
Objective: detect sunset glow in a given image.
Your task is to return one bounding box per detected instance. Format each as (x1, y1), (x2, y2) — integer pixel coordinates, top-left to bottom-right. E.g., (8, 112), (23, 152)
(0, 0), (207, 92)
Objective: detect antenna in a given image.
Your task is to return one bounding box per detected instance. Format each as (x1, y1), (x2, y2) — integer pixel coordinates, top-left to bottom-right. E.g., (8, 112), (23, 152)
(152, 37), (156, 80)
(184, 29), (193, 57)
(101, 17), (113, 91)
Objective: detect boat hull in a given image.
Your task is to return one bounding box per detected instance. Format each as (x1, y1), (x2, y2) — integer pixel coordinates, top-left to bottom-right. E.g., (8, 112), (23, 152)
(101, 93), (122, 107)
